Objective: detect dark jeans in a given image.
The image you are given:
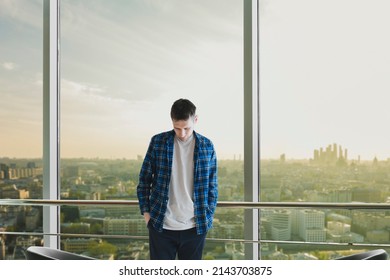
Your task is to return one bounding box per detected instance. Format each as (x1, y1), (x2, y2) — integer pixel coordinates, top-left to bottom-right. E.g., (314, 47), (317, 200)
(148, 224), (207, 260)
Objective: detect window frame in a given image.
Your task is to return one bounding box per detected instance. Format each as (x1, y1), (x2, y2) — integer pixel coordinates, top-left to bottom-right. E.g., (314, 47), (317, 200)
(43, 0), (60, 248)
(43, 0), (260, 258)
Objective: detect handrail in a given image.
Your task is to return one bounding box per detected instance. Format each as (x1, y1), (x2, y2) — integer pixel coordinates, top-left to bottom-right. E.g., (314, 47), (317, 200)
(2, 199), (390, 252)
(2, 230), (390, 249)
(1, 199), (390, 210)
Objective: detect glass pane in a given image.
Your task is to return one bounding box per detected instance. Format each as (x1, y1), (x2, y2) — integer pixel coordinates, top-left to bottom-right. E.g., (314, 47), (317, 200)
(60, 0), (243, 259)
(260, 0), (390, 259)
(0, 0), (43, 259)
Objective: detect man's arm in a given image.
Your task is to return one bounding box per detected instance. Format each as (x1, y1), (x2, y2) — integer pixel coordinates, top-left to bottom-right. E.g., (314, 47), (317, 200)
(208, 149), (218, 214)
(136, 138), (155, 216)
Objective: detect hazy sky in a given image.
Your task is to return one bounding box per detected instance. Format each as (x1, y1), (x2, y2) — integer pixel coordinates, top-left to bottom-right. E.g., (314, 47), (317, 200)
(0, 0), (43, 158)
(1, 0), (243, 160)
(259, 0), (390, 161)
(1, 0), (390, 161)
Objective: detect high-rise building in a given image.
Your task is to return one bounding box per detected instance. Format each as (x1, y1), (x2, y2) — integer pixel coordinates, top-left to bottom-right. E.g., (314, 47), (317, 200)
(312, 143), (349, 165)
(271, 210), (291, 241)
(103, 218), (131, 235)
(298, 210), (326, 242)
(0, 164), (10, 180)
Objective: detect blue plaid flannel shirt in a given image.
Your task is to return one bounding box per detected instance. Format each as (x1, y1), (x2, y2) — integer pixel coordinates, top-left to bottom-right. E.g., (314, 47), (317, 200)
(137, 130), (218, 235)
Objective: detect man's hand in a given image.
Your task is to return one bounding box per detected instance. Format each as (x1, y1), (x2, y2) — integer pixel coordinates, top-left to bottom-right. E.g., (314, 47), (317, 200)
(143, 212), (151, 225)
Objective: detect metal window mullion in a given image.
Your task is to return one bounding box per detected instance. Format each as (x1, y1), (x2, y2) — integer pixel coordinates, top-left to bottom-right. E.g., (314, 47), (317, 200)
(43, 0), (60, 249)
(244, 0), (260, 260)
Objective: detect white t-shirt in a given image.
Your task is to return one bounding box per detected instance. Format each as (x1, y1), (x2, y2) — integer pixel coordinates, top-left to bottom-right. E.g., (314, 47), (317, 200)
(163, 134), (196, 230)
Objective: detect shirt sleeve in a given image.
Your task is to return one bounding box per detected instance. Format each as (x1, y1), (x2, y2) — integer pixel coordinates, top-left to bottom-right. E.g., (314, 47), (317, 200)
(136, 138), (155, 215)
(208, 147), (218, 215)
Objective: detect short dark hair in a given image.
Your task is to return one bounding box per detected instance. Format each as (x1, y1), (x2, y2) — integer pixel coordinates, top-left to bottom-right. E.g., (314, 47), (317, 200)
(170, 99), (196, 121)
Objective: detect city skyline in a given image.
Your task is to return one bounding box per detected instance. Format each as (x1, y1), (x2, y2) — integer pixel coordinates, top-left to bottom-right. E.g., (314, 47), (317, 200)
(2, 0), (390, 160)
(0, 140), (385, 163)
(2, 143), (390, 260)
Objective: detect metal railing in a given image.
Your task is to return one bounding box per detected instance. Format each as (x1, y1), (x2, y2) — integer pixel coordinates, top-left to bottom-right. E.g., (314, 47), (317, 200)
(1, 199), (390, 209)
(2, 199), (390, 251)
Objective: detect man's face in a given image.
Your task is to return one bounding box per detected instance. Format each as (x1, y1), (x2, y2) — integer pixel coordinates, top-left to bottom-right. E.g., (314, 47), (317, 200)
(172, 116), (197, 142)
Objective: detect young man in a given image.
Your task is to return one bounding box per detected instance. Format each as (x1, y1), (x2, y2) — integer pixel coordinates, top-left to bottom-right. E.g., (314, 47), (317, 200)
(137, 98), (218, 260)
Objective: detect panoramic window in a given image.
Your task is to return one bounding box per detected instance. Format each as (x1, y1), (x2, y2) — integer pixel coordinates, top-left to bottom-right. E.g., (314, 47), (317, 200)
(60, 0), (243, 259)
(3, 0), (390, 261)
(260, 0), (390, 259)
(0, 0), (43, 259)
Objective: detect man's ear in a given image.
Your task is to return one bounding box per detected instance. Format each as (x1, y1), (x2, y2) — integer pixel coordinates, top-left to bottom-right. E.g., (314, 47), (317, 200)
(194, 115), (198, 124)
